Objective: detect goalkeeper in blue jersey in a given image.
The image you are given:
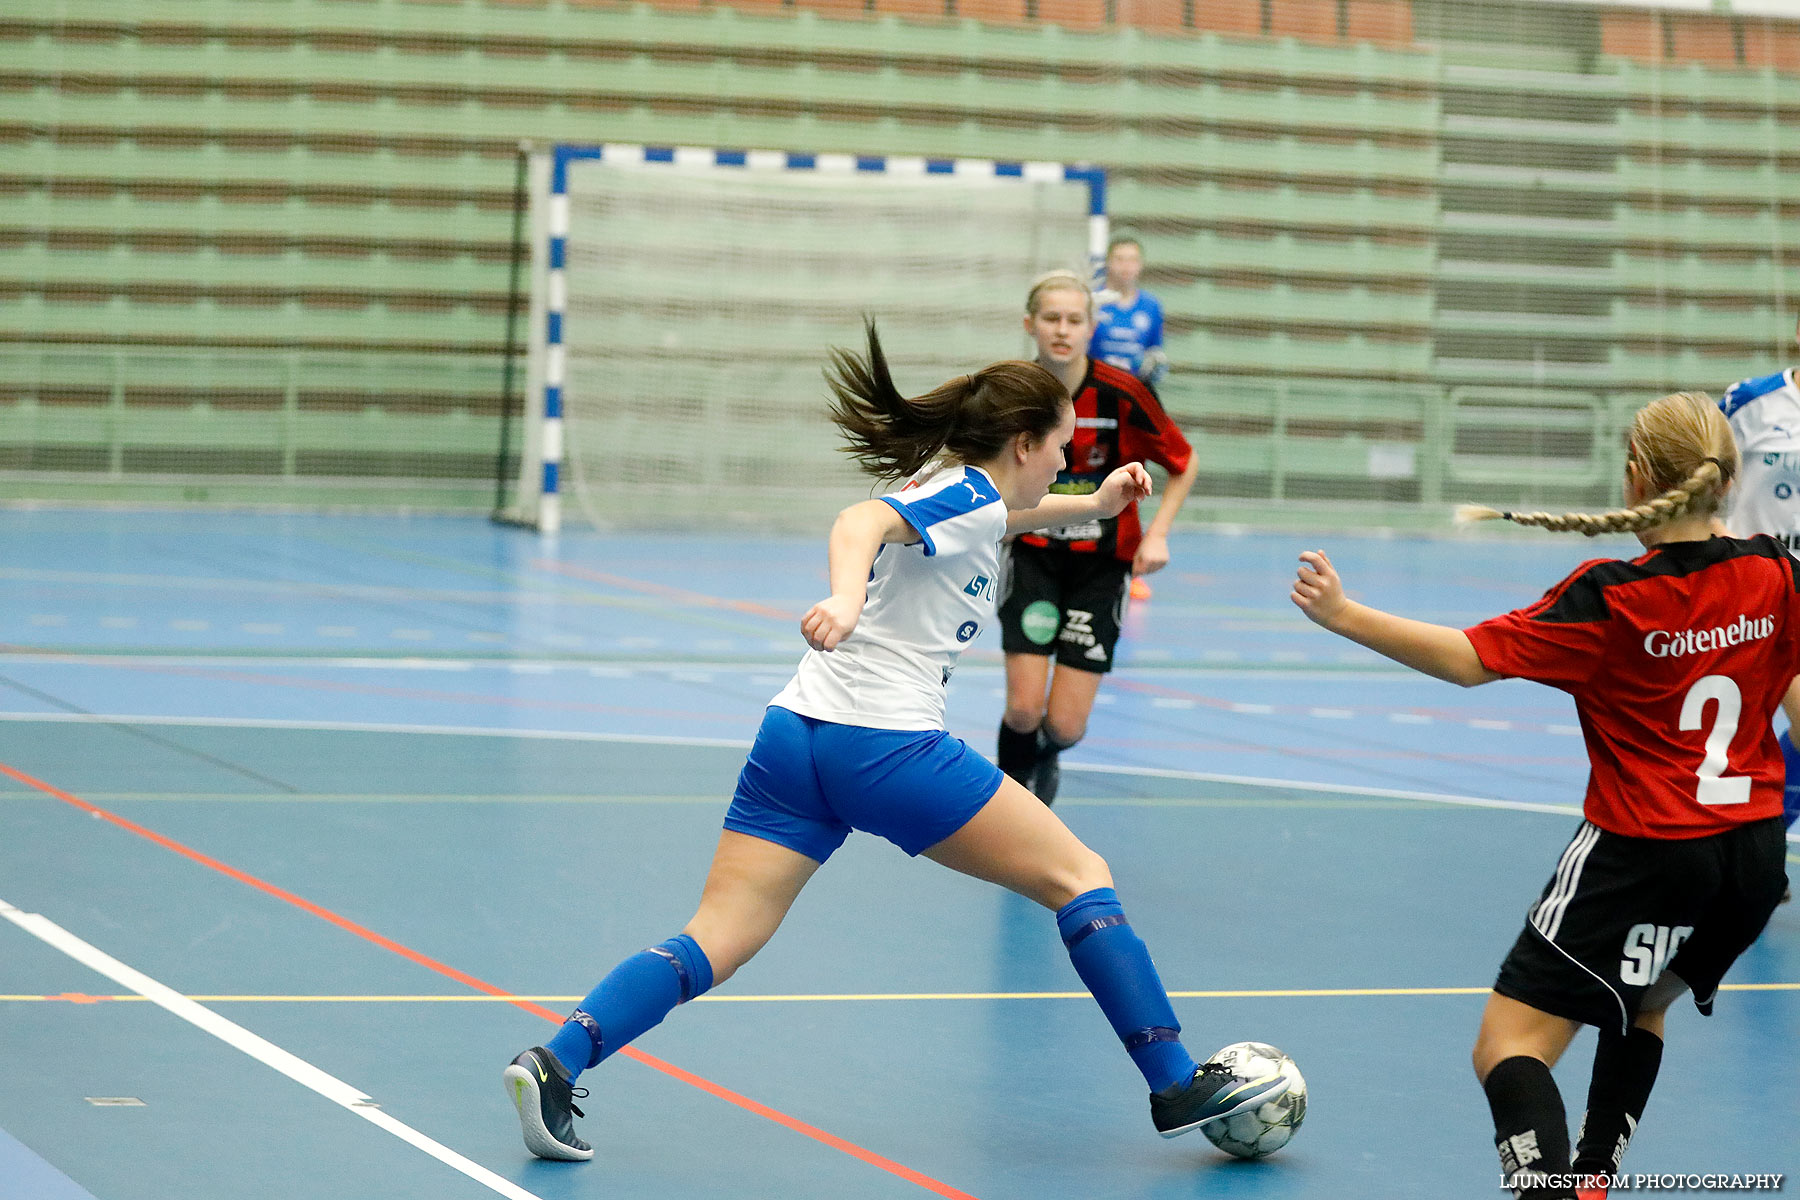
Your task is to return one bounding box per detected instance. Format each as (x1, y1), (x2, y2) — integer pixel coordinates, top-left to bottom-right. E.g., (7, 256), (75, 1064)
(1090, 237), (1168, 386)
(502, 322), (1288, 1165)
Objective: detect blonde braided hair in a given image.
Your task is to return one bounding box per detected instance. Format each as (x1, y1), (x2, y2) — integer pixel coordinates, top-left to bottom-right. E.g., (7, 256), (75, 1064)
(1457, 391), (1738, 537)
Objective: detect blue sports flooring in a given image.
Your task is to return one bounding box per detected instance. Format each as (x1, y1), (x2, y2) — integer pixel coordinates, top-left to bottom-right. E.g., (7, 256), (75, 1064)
(0, 510), (1793, 1200)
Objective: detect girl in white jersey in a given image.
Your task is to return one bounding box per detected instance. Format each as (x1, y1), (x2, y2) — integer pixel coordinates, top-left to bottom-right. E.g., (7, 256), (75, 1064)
(1719, 319), (1800, 837)
(503, 323), (1288, 1164)
(1720, 318), (1800, 551)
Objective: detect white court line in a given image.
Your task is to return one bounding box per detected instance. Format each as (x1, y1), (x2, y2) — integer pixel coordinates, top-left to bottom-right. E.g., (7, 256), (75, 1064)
(0, 895), (545, 1200)
(1066, 761), (1586, 817)
(0, 652), (1417, 680)
(2, 711), (1793, 844)
(0, 710), (755, 749)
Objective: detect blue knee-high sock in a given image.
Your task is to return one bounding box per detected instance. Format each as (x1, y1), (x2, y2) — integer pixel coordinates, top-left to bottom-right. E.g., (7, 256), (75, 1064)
(544, 934), (714, 1081)
(1780, 730), (1800, 830)
(1057, 887), (1196, 1094)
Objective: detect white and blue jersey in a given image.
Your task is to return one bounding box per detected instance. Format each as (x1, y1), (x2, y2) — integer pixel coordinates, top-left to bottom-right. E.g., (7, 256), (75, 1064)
(772, 463), (1006, 732)
(1719, 369), (1800, 551)
(1090, 290), (1164, 379)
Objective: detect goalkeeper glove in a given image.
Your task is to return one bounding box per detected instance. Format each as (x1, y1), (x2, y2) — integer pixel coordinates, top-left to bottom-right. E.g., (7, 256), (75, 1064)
(1136, 346), (1169, 385)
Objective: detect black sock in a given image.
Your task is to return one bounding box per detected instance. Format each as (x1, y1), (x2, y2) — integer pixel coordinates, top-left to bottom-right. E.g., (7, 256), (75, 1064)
(1033, 726), (1078, 804)
(1037, 725), (1077, 762)
(997, 720), (1038, 784)
(1573, 1026), (1662, 1177)
(1485, 1056), (1576, 1199)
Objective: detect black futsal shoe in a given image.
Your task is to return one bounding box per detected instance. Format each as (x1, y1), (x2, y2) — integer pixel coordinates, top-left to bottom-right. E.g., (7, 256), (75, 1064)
(1033, 745), (1062, 805)
(1149, 1061), (1289, 1138)
(503, 1046), (593, 1161)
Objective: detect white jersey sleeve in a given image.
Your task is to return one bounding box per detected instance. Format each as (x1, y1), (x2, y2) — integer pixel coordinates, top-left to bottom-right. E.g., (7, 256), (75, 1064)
(771, 464), (1007, 731)
(1719, 369), (1800, 550)
(879, 467), (1001, 559)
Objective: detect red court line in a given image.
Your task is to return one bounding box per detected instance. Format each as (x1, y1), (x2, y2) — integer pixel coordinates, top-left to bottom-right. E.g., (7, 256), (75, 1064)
(531, 558), (797, 622)
(0, 759), (979, 1200)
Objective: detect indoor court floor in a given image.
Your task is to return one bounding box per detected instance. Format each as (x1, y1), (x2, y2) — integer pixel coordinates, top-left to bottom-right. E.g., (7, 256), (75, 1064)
(1, 509), (1793, 1200)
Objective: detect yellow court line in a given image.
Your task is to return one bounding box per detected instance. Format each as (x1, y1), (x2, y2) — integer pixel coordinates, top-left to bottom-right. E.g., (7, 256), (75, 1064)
(5, 983), (1798, 1003)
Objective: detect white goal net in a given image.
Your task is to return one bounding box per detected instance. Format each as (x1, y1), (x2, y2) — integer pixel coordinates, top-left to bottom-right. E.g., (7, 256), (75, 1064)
(507, 145), (1103, 533)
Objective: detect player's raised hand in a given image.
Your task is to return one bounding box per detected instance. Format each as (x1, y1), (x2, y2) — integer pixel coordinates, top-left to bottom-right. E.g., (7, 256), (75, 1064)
(1291, 550), (1348, 626)
(801, 593), (863, 652)
(1093, 462), (1153, 518)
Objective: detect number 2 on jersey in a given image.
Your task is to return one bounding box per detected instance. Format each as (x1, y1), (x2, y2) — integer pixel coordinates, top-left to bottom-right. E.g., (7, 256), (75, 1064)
(1678, 674), (1752, 806)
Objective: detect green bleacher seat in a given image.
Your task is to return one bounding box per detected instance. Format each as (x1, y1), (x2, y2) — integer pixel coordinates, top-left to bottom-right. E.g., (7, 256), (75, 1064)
(10, 0), (1800, 514)
(1615, 110), (1800, 158)
(1158, 280), (1433, 329)
(1165, 330), (1432, 376)
(1611, 253), (1800, 299)
(1112, 180), (1438, 232)
(2, 192), (508, 246)
(1604, 58), (1800, 109)
(1154, 230), (1436, 280)
(6, 295), (507, 349)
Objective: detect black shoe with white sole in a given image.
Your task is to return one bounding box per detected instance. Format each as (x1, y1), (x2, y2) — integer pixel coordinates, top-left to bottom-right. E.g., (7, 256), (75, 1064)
(1149, 1061), (1289, 1138)
(503, 1046), (593, 1161)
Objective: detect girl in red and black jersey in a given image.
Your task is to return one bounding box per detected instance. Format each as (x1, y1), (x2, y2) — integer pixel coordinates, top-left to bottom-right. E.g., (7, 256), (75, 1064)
(996, 271), (1201, 803)
(1291, 392), (1795, 1200)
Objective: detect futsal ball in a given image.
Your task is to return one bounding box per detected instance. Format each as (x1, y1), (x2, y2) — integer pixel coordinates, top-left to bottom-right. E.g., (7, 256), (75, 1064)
(1199, 1042), (1307, 1159)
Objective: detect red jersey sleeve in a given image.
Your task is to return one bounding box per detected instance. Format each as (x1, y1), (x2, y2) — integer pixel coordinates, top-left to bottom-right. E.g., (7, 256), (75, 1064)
(1118, 378), (1193, 476)
(1464, 560), (1615, 691)
(1779, 541), (1800, 679)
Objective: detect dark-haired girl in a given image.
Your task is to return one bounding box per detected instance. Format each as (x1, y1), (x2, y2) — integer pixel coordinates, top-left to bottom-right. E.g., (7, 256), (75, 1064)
(504, 324), (1288, 1163)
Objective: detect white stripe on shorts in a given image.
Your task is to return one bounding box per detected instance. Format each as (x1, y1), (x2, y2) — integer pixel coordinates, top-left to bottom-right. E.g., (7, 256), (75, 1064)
(1531, 821), (1601, 943)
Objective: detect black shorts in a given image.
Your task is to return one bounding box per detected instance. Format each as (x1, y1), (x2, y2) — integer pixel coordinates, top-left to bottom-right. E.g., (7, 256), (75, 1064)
(997, 540), (1131, 674)
(1494, 817), (1789, 1034)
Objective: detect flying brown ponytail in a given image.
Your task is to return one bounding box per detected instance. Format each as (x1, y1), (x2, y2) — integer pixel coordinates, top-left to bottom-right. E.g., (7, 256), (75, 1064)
(826, 321), (1069, 481)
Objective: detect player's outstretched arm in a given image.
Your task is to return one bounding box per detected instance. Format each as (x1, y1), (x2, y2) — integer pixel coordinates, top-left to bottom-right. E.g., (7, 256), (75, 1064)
(801, 499), (916, 652)
(1007, 463), (1153, 535)
(1135, 455), (1201, 576)
(1291, 550), (1500, 687)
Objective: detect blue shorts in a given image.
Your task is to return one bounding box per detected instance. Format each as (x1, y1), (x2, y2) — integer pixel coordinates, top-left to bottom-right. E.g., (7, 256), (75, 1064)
(724, 706), (1005, 863)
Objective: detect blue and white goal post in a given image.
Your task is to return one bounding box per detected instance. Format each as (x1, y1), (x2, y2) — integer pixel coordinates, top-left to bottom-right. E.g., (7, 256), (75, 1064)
(499, 142), (1107, 534)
